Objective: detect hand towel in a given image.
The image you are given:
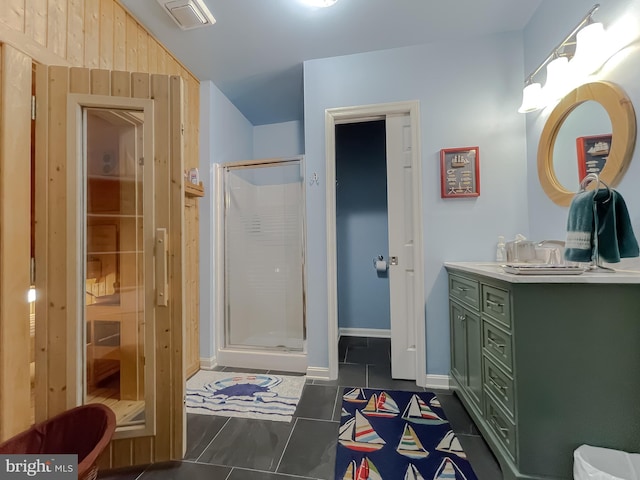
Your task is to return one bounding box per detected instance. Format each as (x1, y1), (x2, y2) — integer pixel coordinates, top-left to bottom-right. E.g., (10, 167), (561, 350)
(565, 190), (597, 262)
(594, 189), (639, 263)
(565, 188), (639, 263)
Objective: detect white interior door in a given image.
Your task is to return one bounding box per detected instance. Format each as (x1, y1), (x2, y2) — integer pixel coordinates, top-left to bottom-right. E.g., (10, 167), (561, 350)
(386, 113), (416, 380)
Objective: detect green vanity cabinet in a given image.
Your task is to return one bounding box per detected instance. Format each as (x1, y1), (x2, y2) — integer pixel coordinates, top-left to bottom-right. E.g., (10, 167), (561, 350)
(449, 275), (483, 413)
(445, 263), (640, 480)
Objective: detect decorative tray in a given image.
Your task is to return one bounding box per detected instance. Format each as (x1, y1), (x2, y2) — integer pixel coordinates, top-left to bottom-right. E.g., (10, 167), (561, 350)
(501, 264), (585, 275)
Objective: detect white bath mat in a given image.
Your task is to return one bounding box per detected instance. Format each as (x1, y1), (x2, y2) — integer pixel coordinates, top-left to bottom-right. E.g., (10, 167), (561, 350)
(186, 370), (306, 423)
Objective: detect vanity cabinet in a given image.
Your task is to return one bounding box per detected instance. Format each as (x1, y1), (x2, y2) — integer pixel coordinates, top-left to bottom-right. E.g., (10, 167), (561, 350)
(446, 263), (640, 480)
(449, 275), (482, 410)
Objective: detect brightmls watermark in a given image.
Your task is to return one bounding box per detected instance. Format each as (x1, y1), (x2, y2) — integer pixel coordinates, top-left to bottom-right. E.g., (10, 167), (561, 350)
(0, 455), (77, 479)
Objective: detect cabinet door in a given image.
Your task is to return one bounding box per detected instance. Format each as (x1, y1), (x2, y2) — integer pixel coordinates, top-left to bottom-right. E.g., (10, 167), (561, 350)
(466, 310), (482, 406)
(450, 300), (482, 408)
(450, 301), (467, 385)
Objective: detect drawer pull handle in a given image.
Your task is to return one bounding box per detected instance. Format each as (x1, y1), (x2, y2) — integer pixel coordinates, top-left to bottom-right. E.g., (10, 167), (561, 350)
(489, 376), (507, 394)
(457, 314), (467, 322)
(487, 337), (506, 351)
(456, 286), (469, 292)
(490, 416), (509, 439)
(486, 299), (504, 309)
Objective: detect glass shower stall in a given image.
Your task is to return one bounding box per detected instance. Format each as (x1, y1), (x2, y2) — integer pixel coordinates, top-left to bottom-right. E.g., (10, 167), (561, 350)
(217, 157), (306, 372)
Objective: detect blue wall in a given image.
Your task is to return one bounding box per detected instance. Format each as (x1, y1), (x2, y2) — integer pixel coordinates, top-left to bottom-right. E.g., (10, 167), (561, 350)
(200, 0), (640, 375)
(303, 33), (530, 375)
(336, 121), (390, 331)
(524, 0), (640, 273)
(199, 81), (254, 361)
(254, 121), (305, 159)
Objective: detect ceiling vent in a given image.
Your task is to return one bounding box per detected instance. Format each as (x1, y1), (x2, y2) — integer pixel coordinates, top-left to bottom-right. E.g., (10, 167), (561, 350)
(157, 0), (216, 30)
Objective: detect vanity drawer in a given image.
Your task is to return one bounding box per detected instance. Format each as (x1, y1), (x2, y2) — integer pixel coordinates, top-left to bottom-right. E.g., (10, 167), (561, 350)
(481, 284), (511, 329)
(483, 320), (513, 372)
(449, 275), (479, 310)
(483, 355), (515, 417)
(485, 392), (517, 461)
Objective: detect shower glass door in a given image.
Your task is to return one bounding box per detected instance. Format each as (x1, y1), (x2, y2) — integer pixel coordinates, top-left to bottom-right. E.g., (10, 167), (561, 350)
(224, 159), (305, 352)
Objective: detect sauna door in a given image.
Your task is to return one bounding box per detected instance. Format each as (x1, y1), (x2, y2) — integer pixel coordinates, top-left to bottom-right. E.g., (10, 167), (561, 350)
(35, 66), (185, 466)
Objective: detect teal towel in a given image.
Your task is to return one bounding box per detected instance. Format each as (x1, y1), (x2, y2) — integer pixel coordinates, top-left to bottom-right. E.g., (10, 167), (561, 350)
(595, 189), (639, 262)
(565, 188), (639, 263)
(565, 190), (597, 262)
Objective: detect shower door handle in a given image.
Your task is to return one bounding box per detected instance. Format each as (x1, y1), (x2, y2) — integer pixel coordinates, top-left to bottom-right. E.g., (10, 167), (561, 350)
(156, 228), (168, 307)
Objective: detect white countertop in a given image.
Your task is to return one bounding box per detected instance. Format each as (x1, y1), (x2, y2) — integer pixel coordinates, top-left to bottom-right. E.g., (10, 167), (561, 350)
(444, 262), (640, 284)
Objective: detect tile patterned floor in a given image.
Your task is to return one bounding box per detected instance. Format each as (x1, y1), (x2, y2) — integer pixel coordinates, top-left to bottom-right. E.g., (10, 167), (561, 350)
(99, 337), (502, 480)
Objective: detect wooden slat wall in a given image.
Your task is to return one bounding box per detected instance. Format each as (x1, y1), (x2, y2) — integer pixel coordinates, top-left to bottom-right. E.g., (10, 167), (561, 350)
(185, 196), (200, 378)
(0, 0), (201, 429)
(43, 65), (70, 419)
(1, 1), (199, 155)
(184, 67), (200, 378)
(33, 62), (49, 423)
(0, 43), (32, 439)
(169, 76), (185, 458)
(36, 66), (185, 467)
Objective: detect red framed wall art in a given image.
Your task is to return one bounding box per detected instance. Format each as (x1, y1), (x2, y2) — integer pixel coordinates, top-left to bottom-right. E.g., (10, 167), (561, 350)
(440, 146), (480, 198)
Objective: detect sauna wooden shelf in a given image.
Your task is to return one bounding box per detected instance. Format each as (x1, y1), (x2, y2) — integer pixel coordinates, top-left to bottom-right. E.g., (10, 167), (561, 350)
(185, 182), (205, 198)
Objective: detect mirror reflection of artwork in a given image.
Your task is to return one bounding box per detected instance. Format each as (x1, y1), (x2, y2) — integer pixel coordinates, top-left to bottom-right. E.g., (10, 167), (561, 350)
(551, 100), (611, 191)
(576, 134), (612, 181)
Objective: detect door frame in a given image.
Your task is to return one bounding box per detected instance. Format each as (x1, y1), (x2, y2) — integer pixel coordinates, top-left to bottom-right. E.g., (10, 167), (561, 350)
(35, 65), (186, 466)
(66, 93), (156, 438)
(214, 157), (308, 373)
(325, 101), (426, 385)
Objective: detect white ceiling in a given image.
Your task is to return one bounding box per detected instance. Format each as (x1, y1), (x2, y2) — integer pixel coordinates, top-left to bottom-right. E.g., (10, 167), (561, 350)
(121, 0), (543, 125)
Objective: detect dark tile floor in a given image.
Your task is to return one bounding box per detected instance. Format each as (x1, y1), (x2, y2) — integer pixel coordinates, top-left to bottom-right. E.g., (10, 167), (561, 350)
(99, 337), (502, 480)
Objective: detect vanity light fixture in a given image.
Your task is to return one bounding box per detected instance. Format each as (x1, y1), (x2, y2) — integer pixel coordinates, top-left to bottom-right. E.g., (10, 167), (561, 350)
(518, 4), (605, 113)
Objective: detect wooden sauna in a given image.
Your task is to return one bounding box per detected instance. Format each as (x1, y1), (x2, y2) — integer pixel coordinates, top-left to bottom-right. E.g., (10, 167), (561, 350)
(0, 0), (203, 469)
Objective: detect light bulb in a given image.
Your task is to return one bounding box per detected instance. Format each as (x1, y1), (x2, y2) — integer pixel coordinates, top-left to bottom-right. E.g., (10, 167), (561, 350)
(518, 83), (543, 113)
(543, 56), (571, 104)
(300, 0), (338, 7)
(571, 22), (606, 77)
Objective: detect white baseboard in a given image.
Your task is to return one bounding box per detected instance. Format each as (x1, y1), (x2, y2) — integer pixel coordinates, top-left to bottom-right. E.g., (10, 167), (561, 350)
(199, 356), (217, 370)
(306, 366), (330, 380)
(338, 328), (391, 338)
(424, 374), (451, 390)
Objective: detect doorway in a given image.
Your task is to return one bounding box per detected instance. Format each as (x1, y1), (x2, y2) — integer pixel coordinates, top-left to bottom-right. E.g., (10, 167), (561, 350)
(325, 101), (426, 384)
(335, 120), (390, 335)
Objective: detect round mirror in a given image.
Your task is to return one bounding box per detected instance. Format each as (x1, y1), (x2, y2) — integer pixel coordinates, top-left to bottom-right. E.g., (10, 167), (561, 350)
(537, 81), (636, 206)
(552, 100), (611, 192)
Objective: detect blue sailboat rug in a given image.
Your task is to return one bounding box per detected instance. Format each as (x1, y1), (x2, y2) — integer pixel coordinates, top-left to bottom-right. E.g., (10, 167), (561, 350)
(335, 388), (478, 480)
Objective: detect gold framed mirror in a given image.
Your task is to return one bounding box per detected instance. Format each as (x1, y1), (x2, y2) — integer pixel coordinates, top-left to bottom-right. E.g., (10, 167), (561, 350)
(537, 81), (636, 206)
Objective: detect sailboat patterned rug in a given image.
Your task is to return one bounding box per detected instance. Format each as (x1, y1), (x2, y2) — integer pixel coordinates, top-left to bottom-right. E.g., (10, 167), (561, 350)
(335, 388), (478, 480)
(186, 370), (305, 422)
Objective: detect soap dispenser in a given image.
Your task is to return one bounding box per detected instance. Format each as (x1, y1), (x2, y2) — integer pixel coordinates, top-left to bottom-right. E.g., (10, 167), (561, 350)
(496, 235), (507, 262)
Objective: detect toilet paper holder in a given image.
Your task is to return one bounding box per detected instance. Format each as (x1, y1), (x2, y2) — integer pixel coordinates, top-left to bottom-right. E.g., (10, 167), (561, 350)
(373, 255), (388, 272)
